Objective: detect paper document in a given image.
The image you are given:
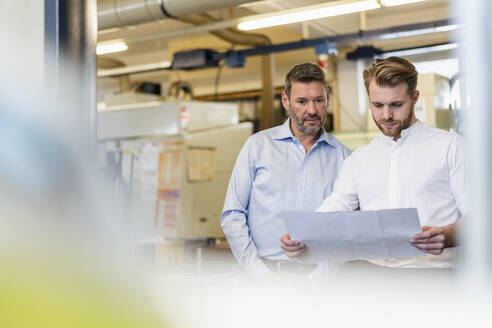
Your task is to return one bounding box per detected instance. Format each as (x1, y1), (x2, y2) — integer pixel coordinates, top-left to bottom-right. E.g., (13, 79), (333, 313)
(186, 147), (216, 182)
(282, 208), (425, 263)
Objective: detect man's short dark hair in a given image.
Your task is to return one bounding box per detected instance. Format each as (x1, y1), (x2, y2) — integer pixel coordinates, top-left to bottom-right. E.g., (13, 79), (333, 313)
(284, 63), (327, 98)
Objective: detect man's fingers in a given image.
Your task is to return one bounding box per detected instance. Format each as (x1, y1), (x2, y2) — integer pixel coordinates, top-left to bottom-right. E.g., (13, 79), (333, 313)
(412, 242), (444, 250)
(281, 233), (305, 258)
(411, 244), (443, 255)
(411, 226), (451, 255)
(280, 233), (302, 246)
(280, 242), (305, 252)
(281, 233), (291, 241)
(411, 242), (444, 251)
(410, 234), (445, 244)
(428, 234), (445, 243)
(418, 229), (441, 238)
(285, 248), (305, 259)
(410, 230), (444, 242)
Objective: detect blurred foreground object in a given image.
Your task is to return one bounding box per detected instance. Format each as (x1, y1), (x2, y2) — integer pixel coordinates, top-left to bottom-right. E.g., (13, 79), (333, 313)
(0, 78), (170, 328)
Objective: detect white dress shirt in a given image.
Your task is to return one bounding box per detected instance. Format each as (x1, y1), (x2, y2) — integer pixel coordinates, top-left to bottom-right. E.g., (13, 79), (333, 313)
(317, 121), (469, 268)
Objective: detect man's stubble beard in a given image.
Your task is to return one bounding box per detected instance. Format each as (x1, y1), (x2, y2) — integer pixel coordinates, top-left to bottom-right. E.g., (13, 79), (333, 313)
(373, 105), (414, 138)
(289, 110), (326, 136)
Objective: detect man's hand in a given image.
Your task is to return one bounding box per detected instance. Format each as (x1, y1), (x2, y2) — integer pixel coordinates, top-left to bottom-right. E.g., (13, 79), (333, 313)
(280, 233), (305, 258)
(410, 224), (456, 255)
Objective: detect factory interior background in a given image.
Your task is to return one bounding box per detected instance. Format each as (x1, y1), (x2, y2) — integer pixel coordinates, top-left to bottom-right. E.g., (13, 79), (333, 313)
(1, 1), (491, 327)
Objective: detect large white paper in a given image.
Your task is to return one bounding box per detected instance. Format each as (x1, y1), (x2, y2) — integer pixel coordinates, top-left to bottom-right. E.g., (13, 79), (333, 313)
(282, 208), (425, 263)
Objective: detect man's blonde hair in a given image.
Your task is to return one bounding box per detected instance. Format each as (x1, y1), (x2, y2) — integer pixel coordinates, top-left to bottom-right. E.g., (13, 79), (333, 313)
(363, 56), (418, 95)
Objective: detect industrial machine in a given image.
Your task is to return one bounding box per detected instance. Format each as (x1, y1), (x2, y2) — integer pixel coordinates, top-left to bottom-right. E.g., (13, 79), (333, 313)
(98, 100), (252, 241)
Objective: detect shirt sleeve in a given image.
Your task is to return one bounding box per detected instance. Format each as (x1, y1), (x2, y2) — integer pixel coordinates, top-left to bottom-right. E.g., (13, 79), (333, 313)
(448, 133), (470, 217)
(220, 137), (269, 278)
(316, 155), (359, 212)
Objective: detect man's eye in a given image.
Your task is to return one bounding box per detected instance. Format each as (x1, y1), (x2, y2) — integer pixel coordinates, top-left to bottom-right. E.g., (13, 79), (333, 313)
(392, 103), (403, 108)
(315, 98), (325, 104)
(373, 103), (383, 108)
(297, 99), (307, 104)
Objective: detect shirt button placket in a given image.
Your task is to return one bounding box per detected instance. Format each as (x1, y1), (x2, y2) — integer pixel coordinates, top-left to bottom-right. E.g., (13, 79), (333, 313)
(295, 139), (306, 211)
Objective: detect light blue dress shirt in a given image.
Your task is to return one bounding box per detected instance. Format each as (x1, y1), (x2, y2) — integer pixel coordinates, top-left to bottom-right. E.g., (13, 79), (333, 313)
(221, 118), (351, 277)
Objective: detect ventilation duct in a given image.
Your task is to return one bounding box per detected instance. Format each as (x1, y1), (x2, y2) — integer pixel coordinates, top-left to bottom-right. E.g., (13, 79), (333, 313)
(98, 0), (257, 30)
(178, 13), (270, 47)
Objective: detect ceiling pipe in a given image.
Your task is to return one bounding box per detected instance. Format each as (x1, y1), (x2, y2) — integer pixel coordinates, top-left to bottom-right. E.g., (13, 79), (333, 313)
(179, 13), (271, 47)
(178, 13), (276, 130)
(97, 0), (258, 30)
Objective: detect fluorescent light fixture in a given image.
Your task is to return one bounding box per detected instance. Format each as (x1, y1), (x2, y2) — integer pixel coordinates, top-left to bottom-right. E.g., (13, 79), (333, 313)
(380, 43), (458, 57)
(97, 60), (171, 77)
(378, 24), (459, 40)
(96, 40), (128, 55)
(380, 0), (425, 6)
(237, 0), (380, 31)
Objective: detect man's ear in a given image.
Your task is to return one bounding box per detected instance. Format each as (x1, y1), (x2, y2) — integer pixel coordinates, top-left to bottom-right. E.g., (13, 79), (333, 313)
(412, 90), (420, 106)
(281, 91), (289, 111)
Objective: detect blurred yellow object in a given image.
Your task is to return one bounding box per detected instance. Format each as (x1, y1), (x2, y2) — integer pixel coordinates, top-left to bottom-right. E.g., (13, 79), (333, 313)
(0, 248), (170, 328)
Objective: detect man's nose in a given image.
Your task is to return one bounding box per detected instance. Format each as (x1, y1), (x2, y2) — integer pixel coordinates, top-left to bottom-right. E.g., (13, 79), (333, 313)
(383, 106), (393, 120)
(306, 100), (317, 115)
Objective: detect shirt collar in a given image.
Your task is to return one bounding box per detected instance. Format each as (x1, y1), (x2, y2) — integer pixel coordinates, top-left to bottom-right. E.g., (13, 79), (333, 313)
(274, 118), (336, 148)
(377, 120), (423, 144)
(400, 119), (422, 138)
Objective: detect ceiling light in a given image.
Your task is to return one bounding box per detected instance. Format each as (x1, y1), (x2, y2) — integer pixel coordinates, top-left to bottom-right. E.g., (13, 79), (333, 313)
(97, 60), (171, 77)
(96, 40), (128, 55)
(237, 0), (380, 31)
(377, 24), (459, 40)
(379, 43), (458, 57)
(380, 0), (425, 6)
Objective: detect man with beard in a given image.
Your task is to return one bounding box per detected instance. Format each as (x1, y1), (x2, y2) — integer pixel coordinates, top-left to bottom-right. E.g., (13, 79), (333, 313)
(281, 57), (469, 269)
(221, 63), (351, 278)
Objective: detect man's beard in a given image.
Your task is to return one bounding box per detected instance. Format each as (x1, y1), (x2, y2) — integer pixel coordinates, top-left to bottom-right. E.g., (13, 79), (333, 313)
(290, 110), (325, 136)
(373, 106), (414, 139)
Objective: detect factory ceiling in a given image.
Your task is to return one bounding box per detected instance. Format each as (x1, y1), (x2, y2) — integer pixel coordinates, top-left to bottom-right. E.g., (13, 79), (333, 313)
(97, 0), (455, 95)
